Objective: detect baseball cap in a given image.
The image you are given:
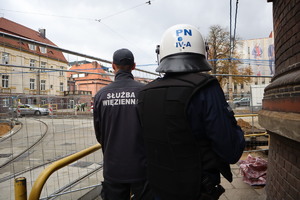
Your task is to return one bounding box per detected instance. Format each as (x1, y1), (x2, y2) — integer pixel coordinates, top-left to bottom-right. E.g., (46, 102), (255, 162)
(113, 48), (134, 65)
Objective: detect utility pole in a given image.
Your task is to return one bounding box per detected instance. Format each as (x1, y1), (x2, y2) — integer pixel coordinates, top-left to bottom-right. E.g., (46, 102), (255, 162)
(36, 56), (41, 105)
(228, 0), (233, 105)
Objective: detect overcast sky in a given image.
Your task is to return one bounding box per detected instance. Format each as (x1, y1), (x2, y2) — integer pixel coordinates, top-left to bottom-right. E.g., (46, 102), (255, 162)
(0, 0), (273, 72)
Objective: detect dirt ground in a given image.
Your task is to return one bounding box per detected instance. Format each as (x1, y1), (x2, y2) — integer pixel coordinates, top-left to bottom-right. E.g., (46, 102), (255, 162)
(237, 118), (265, 134)
(0, 123), (11, 136)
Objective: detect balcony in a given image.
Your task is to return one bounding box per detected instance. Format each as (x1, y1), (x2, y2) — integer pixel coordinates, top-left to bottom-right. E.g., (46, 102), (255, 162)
(64, 90), (92, 96)
(0, 86), (16, 93)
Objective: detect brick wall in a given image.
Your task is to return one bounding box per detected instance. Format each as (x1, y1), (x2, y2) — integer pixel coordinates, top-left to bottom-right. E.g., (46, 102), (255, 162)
(266, 132), (300, 200)
(260, 0), (300, 199)
(271, 0), (300, 73)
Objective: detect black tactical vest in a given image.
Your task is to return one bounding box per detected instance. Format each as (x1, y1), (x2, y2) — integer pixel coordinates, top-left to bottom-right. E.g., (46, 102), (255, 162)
(139, 72), (225, 199)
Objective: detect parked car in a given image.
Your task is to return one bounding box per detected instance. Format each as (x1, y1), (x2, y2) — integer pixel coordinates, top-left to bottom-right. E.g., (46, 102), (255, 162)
(17, 104), (49, 116)
(233, 97), (251, 107)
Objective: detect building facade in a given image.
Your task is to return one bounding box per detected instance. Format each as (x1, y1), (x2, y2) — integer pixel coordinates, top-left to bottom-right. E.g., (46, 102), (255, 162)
(223, 33), (274, 99)
(0, 17), (68, 106)
(67, 61), (112, 98)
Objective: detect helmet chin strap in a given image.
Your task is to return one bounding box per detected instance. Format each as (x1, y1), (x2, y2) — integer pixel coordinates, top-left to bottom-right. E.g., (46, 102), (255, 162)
(155, 45), (160, 65)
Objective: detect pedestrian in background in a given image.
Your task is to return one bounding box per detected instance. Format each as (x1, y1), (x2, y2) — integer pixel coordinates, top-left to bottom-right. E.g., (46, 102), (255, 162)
(138, 24), (245, 200)
(93, 48), (152, 200)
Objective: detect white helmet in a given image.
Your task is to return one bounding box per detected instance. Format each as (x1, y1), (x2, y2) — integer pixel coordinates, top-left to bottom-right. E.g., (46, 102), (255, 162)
(156, 24), (212, 73)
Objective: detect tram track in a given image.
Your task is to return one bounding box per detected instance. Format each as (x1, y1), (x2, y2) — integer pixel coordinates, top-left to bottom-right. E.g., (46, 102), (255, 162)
(0, 152), (75, 183)
(43, 162), (103, 200)
(0, 118), (48, 169)
(0, 116), (101, 200)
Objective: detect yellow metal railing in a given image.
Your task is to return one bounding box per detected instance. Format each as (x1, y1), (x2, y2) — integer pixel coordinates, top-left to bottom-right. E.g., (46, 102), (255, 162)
(244, 132), (268, 137)
(26, 144), (101, 200)
(234, 114), (258, 118)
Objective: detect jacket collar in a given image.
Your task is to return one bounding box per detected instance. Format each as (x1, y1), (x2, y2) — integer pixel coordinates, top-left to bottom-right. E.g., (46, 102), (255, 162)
(115, 70), (134, 81)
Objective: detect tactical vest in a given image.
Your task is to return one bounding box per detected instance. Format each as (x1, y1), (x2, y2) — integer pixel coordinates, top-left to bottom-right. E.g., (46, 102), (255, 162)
(139, 72), (230, 199)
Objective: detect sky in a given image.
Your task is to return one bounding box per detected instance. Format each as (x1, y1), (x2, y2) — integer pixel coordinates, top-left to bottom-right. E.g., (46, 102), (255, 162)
(0, 0), (273, 72)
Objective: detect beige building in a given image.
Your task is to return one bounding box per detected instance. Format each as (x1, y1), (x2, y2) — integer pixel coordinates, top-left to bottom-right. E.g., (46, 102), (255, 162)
(223, 33), (274, 98)
(0, 17), (68, 105)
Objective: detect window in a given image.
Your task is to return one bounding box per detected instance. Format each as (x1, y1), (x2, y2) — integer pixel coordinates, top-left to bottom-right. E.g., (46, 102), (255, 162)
(241, 83), (244, 89)
(40, 80), (46, 91)
(50, 85), (53, 89)
(79, 73), (86, 77)
(41, 99), (46, 105)
(30, 59), (36, 70)
(2, 75), (9, 88)
(2, 52), (9, 64)
(59, 66), (64, 76)
(28, 44), (36, 51)
(41, 61), (46, 72)
(30, 79), (35, 90)
(3, 98), (9, 107)
(60, 82), (64, 92)
(39, 46), (47, 54)
(72, 74), (78, 78)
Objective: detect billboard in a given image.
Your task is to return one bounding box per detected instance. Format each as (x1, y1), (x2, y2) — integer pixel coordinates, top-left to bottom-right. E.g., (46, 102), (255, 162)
(238, 34), (275, 76)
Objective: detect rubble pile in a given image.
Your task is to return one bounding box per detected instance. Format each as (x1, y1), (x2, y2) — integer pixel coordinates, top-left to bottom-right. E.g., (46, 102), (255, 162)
(237, 118), (264, 134)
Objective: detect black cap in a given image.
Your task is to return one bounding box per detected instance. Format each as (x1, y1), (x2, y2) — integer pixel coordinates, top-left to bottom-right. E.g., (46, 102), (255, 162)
(113, 48), (134, 65)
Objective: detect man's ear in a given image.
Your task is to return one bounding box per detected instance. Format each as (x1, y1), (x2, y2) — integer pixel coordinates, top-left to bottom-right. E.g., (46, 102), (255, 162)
(132, 63), (136, 70)
(112, 63), (117, 72)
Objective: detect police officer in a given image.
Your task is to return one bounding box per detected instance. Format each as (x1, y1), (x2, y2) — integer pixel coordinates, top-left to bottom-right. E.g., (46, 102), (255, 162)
(94, 48), (150, 200)
(138, 24), (245, 200)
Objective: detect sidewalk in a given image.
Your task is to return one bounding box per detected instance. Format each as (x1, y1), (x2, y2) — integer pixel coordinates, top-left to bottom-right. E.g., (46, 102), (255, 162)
(219, 152), (267, 200)
(219, 163), (266, 200)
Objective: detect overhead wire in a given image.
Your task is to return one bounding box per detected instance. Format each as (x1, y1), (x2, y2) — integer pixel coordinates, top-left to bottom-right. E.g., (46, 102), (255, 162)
(95, 1), (153, 22)
(0, 1), (153, 22)
(1, 1), (155, 66)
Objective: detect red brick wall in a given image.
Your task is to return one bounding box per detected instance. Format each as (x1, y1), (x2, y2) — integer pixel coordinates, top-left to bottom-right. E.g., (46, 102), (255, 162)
(263, 0), (300, 113)
(262, 0), (300, 199)
(266, 132), (300, 200)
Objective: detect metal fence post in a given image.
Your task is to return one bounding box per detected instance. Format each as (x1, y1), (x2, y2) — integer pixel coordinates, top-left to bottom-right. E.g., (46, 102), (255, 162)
(15, 177), (27, 200)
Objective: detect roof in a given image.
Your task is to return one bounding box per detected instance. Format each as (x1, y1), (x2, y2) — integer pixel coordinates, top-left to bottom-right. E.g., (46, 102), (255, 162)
(0, 17), (67, 63)
(68, 62), (112, 83)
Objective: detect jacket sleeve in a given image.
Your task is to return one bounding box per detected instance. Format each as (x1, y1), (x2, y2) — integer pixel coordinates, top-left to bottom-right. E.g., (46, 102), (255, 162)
(93, 93), (103, 149)
(187, 80), (245, 164)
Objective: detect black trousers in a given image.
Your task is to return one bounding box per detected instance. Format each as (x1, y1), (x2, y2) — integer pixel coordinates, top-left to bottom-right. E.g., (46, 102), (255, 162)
(101, 180), (154, 200)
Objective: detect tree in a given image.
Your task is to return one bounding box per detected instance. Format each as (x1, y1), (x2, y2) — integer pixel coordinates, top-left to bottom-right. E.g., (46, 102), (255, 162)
(206, 25), (252, 88)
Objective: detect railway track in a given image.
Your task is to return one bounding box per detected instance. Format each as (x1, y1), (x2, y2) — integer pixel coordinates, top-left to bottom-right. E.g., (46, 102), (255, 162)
(0, 118), (48, 169)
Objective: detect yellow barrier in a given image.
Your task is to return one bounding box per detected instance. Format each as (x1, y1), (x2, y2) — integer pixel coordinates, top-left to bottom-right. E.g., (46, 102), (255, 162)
(15, 177), (27, 200)
(28, 144), (101, 200)
(244, 132), (268, 137)
(234, 114), (258, 118)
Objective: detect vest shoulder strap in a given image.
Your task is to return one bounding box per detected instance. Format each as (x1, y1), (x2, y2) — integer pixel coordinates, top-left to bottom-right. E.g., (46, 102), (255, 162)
(142, 72), (216, 91)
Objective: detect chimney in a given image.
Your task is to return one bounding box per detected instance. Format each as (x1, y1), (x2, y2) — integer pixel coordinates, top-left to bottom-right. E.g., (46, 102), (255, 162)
(92, 61), (98, 68)
(39, 28), (46, 38)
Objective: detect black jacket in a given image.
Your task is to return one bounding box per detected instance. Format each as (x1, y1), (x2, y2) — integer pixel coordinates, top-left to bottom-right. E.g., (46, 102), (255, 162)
(93, 70), (147, 183)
